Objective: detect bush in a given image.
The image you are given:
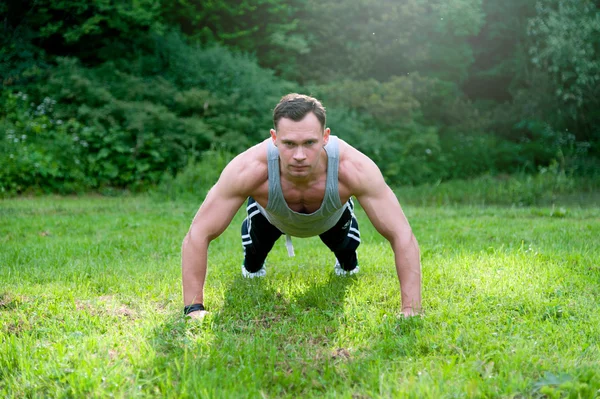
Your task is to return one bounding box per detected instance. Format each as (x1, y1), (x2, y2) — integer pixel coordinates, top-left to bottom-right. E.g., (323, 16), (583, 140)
(440, 133), (499, 179)
(153, 147), (235, 202)
(314, 78), (449, 186)
(154, 32), (297, 149)
(1, 34), (294, 195)
(395, 166), (599, 207)
(38, 58), (217, 187)
(0, 92), (89, 195)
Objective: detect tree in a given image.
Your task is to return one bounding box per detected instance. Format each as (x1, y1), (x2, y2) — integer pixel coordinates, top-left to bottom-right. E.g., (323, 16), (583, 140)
(294, 0), (484, 84)
(462, 0), (537, 102)
(1, 0), (165, 82)
(160, 0), (310, 80)
(528, 0), (600, 146)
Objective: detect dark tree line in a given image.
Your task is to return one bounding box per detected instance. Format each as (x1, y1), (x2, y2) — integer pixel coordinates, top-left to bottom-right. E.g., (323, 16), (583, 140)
(1, 0), (598, 194)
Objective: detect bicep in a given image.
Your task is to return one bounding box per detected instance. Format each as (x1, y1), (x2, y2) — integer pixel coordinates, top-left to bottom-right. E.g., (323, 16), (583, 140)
(189, 183), (245, 241)
(187, 163), (249, 242)
(352, 160), (412, 243)
(358, 186), (411, 242)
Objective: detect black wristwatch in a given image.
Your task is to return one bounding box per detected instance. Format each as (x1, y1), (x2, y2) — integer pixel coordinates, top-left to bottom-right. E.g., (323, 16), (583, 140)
(184, 303), (205, 315)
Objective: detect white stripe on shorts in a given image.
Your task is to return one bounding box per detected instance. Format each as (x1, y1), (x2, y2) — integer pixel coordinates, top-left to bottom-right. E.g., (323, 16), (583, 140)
(348, 233), (361, 243)
(248, 209), (261, 219)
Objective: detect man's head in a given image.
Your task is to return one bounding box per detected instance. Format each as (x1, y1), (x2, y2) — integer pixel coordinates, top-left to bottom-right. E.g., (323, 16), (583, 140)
(273, 93), (326, 132)
(270, 94), (330, 180)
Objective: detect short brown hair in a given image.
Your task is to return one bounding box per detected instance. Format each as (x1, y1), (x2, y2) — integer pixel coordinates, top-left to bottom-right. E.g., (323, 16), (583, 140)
(273, 93), (326, 130)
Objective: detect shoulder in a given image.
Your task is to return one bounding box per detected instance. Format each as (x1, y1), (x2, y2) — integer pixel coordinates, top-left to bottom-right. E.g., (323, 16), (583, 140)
(337, 138), (386, 197)
(217, 139), (269, 197)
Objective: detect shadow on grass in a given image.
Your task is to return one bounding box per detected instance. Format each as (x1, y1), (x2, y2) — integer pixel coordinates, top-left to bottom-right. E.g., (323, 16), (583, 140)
(211, 272), (358, 348)
(143, 272), (425, 396)
(144, 272), (360, 395)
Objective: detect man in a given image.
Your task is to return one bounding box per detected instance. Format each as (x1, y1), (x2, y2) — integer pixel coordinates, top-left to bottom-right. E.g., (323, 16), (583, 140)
(182, 93), (421, 319)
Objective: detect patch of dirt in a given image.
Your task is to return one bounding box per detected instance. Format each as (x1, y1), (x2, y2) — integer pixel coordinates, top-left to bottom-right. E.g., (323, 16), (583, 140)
(0, 292), (23, 310)
(331, 347), (352, 361)
(306, 335), (328, 346)
(2, 318), (29, 336)
(108, 349), (119, 360)
(0, 293), (12, 309)
(115, 305), (135, 318)
(252, 313), (281, 328)
(74, 296), (138, 319)
(75, 299), (93, 312)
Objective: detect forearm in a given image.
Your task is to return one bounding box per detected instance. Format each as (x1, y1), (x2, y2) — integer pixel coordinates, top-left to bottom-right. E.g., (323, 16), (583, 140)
(392, 234), (422, 313)
(181, 234), (209, 306)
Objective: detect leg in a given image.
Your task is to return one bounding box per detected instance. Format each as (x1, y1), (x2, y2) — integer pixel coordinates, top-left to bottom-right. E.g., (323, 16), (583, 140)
(241, 198), (283, 273)
(319, 199), (361, 272)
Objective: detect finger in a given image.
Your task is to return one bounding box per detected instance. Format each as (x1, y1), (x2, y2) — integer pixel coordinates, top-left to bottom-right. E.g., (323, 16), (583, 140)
(400, 309), (422, 318)
(186, 310), (209, 320)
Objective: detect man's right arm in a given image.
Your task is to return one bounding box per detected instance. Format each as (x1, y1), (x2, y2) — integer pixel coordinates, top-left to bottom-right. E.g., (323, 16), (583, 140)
(181, 154), (254, 319)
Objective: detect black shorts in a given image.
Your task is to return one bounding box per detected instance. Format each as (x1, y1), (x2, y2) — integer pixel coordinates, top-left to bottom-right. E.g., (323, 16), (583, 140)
(241, 197), (360, 272)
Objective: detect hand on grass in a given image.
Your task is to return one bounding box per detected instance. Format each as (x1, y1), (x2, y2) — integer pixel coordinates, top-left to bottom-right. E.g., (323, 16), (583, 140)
(186, 310), (209, 320)
(401, 307), (421, 318)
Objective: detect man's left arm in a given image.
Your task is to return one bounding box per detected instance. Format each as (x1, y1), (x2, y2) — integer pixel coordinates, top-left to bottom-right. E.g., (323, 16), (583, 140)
(351, 157), (422, 316)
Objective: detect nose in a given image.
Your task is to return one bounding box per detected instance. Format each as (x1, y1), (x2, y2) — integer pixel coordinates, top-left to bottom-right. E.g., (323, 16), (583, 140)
(293, 146), (306, 161)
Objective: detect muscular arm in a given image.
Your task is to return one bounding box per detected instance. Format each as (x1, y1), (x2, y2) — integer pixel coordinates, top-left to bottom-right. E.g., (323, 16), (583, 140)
(342, 147), (422, 316)
(181, 149), (264, 317)
(181, 183), (245, 307)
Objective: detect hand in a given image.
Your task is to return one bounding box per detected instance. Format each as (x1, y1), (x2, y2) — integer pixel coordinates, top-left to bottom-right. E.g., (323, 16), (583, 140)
(401, 307), (421, 318)
(186, 309), (209, 320)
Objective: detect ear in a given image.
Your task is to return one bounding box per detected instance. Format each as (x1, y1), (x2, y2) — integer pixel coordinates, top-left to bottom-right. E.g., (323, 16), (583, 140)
(270, 129), (277, 145)
(323, 128), (331, 146)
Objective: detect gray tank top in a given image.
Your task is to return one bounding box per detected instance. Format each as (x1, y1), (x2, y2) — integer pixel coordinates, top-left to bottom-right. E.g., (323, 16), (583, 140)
(255, 135), (348, 238)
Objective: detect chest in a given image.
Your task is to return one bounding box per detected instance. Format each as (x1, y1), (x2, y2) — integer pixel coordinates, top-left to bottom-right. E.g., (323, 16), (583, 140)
(280, 177), (327, 214)
(251, 166), (352, 214)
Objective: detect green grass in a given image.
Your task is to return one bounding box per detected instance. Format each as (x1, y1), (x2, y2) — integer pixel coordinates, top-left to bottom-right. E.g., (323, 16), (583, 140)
(1, 194), (599, 398)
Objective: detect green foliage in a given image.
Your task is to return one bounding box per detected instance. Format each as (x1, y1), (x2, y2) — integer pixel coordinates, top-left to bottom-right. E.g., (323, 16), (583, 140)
(153, 148), (235, 201)
(0, 16), (47, 87)
(463, 0), (537, 102)
(0, 92), (89, 195)
(0, 29), (299, 195)
(315, 78), (441, 185)
(293, 0), (484, 83)
(1, 0), (164, 69)
(440, 133), (498, 179)
(528, 0), (600, 147)
(533, 370), (600, 399)
(34, 57), (216, 190)
(154, 32), (295, 149)
(317, 77), (420, 126)
(160, 0), (310, 80)
(396, 165), (599, 207)
(317, 76), (497, 185)
(2, 0), (600, 194)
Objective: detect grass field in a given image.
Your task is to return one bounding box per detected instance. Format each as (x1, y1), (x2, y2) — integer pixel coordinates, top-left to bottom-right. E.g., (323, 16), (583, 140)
(1, 194), (599, 398)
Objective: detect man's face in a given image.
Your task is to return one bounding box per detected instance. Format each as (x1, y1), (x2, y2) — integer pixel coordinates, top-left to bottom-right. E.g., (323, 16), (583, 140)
(270, 112), (330, 180)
